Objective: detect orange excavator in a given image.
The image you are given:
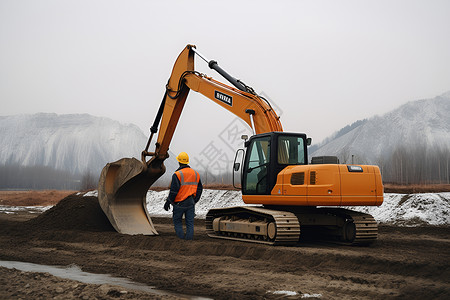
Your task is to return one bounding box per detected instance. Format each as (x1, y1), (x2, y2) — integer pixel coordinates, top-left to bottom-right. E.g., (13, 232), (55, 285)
(98, 45), (383, 245)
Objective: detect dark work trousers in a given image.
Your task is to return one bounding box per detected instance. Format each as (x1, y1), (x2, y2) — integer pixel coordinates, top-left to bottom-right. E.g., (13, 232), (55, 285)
(172, 196), (195, 240)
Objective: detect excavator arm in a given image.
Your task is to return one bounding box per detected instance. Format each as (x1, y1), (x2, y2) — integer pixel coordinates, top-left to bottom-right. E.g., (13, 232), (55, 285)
(145, 44), (282, 161)
(98, 44), (282, 235)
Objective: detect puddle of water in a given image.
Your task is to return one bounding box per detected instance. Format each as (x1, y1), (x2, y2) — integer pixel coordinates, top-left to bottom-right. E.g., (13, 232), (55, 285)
(0, 260), (211, 300)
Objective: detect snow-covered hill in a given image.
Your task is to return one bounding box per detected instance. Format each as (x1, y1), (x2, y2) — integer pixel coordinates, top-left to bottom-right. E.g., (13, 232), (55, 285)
(140, 189), (450, 226)
(310, 91), (450, 164)
(0, 113), (146, 174)
(0, 113), (178, 185)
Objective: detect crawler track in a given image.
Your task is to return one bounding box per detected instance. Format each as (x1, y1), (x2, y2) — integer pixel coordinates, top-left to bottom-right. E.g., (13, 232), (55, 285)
(334, 208), (378, 245)
(293, 207), (378, 245)
(206, 206), (300, 246)
(206, 206), (378, 246)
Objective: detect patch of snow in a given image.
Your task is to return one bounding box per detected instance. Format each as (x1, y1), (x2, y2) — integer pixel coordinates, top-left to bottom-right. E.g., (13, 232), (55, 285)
(302, 293), (322, 298)
(145, 190), (450, 226)
(145, 189), (249, 218)
(271, 290), (298, 296)
(0, 189), (448, 227)
(83, 190), (98, 197)
(0, 205), (53, 214)
(346, 193), (450, 226)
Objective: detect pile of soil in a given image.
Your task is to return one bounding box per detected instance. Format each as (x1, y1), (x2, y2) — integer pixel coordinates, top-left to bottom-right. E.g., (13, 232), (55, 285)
(27, 194), (114, 232)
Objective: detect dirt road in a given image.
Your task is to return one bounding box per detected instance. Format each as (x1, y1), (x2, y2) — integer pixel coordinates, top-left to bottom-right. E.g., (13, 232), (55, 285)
(0, 193), (449, 299)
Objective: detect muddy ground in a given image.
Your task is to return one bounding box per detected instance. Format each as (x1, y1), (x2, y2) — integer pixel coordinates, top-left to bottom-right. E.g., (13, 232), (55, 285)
(0, 192), (449, 299)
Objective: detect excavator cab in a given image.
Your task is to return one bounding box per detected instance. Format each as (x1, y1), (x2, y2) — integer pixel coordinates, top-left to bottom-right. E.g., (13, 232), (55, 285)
(241, 132), (309, 195)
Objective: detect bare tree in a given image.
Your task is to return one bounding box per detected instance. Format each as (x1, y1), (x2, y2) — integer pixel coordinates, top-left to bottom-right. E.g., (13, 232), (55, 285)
(382, 142), (450, 185)
(0, 164), (80, 190)
(338, 146), (351, 164)
(80, 171), (97, 191)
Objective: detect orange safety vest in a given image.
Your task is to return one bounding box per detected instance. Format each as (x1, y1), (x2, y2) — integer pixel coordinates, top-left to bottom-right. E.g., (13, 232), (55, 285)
(174, 167), (200, 202)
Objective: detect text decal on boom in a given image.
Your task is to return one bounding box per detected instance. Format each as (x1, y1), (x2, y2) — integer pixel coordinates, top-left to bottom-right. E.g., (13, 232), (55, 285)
(215, 91), (233, 106)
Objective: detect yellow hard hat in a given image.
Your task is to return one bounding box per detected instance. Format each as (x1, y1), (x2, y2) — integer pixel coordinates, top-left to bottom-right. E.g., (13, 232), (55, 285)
(176, 152), (189, 164)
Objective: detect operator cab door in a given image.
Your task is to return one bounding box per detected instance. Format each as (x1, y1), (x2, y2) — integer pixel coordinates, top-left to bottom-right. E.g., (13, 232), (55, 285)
(242, 135), (271, 195)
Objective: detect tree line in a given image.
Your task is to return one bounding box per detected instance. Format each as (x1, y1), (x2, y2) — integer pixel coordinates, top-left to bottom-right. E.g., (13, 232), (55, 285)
(1, 142), (449, 190)
(336, 143), (450, 185)
(378, 144), (450, 185)
(0, 164), (98, 190)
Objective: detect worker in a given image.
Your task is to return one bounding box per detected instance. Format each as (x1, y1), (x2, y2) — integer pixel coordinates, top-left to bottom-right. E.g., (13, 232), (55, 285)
(163, 152), (203, 240)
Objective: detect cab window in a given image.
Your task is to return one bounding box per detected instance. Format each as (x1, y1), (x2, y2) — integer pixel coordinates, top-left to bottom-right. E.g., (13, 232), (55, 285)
(278, 136), (305, 165)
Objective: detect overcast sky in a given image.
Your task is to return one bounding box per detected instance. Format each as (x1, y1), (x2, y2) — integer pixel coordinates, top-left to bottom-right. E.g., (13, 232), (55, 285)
(1, 0), (450, 159)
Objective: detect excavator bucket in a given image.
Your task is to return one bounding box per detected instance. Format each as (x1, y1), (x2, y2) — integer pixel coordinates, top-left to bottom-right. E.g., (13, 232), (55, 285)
(97, 157), (166, 235)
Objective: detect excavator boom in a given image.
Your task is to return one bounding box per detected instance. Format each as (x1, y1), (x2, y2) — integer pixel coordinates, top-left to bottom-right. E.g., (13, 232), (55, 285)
(98, 45), (282, 235)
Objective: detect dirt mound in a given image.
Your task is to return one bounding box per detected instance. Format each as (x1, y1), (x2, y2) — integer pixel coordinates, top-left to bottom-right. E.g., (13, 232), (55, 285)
(27, 194), (114, 232)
